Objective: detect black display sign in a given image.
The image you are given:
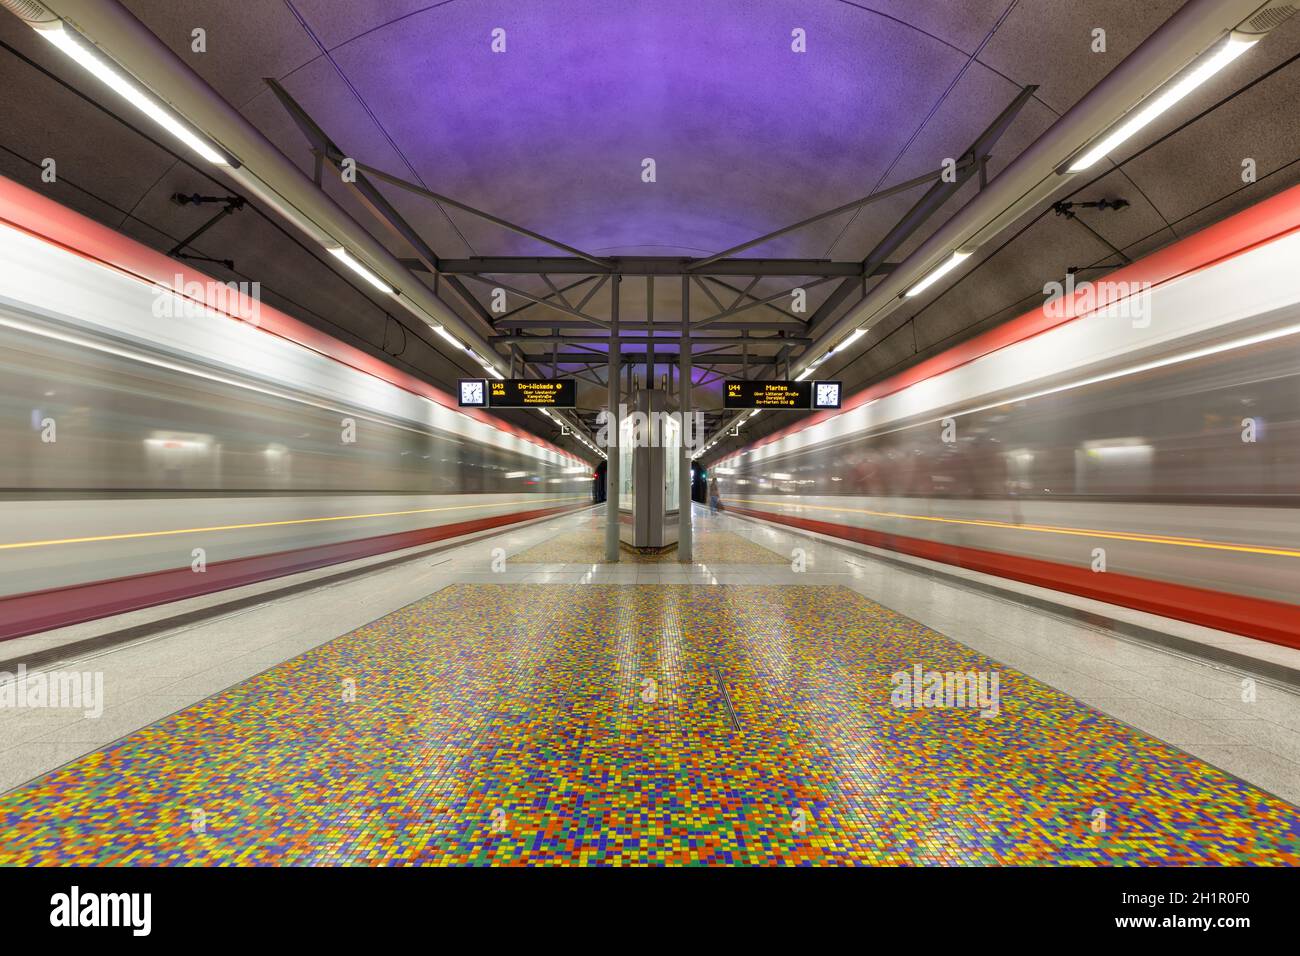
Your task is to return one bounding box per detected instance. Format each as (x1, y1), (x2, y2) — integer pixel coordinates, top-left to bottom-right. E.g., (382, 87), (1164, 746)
(488, 378), (576, 407)
(724, 380), (812, 409)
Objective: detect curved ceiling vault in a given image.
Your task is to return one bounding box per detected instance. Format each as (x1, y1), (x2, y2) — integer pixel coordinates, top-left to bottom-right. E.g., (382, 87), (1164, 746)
(2, 0), (1298, 459)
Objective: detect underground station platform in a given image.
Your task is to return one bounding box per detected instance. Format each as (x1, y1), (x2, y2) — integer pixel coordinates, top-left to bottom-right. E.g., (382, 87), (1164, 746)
(2, 0), (1300, 940)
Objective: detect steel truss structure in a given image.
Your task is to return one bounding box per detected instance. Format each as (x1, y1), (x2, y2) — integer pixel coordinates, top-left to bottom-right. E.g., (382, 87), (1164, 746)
(266, 79), (1036, 446)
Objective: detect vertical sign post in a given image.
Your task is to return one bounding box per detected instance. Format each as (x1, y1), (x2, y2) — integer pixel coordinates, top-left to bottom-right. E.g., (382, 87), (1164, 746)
(678, 275), (693, 563)
(605, 276), (621, 563)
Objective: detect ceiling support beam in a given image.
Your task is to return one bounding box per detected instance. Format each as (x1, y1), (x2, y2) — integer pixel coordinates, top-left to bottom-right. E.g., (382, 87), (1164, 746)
(495, 318), (808, 332)
(795, 1), (1269, 375)
(708, 82), (1040, 448)
(678, 273), (692, 562)
(407, 257), (886, 277)
(349, 158), (612, 269)
(494, 275), (600, 323)
(695, 275), (838, 329)
(701, 276), (800, 321)
(539, 273), (573, 309)
(807, 83), (1040, 341)
(687, 161), (975, 270)
(802, 276), (863, 338)
(456, 272), (611, 328)
(542, 352), (780, 365)
(263, 78), (511, 355)
(605, 275), (621, 561)
(34, 0), (508, 376)
(492, 335), (810, 345)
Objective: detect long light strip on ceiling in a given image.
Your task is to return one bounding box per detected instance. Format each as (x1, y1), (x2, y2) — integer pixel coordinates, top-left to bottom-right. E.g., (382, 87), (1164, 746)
(797, 28), (1266, 370)
(840, 327), (867, 349)
(1067, 33), (1258, 172)
(328, 244), (508, 379)
(433, 325), (462, 348)
(34, 22), (231, 166)
(25, 14), (512, 383)
(905, 250), (972, 298)
(467, 348), (504, 376)
(326, 246), (395, 295)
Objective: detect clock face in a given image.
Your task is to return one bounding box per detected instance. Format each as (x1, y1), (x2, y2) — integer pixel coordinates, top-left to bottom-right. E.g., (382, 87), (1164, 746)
(814, 381), (841, 409)
(458, 379), (486, 406)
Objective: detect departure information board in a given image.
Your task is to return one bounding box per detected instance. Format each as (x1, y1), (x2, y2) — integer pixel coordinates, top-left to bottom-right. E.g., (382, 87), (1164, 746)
(723, 380), (843, 410)
(724, 380), (811, 409)
(488, 378), (576, 407)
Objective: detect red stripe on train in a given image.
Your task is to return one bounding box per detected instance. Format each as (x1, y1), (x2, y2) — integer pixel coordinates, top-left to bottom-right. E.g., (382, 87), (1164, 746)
(0, 503), (587, 642)
(0, 174), (583, 464)
(730, 505), (1300, 650)
(732, 180), (1300, 458)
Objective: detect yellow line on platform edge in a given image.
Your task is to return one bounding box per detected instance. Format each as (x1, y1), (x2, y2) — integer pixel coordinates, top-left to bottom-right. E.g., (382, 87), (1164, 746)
(730, 498), (1300, 559)
(0, 497), (589, 550)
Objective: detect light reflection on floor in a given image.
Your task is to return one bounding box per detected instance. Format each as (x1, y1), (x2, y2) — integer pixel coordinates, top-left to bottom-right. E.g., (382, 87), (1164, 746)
(1, 582), (1296, 866)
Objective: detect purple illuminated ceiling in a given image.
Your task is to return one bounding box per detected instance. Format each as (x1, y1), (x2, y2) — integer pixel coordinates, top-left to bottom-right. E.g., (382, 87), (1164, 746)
(257, 0), (1052, 262)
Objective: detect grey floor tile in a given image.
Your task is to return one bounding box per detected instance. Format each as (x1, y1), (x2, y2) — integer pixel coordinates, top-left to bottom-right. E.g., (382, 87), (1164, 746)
(1012, 668), (1126, 700)
(0, 705), (87, 746)
(1180, 744), (1300, 805)
(1205, 718), (1300, 765)
(0, 740), (98, 794)
(32, 694), (190, 746)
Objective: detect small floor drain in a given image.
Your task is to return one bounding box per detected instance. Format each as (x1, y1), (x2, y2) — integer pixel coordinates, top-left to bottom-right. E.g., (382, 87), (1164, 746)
(711, 667), (742, 731)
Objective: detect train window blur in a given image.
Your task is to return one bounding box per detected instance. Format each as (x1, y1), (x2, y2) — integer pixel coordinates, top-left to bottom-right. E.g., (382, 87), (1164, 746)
(1, 318), (573, 496)
(727, 335), (1298, 503)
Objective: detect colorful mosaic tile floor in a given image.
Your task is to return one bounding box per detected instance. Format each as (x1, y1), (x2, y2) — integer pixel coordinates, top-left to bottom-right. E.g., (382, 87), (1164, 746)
(1, 584), (1297, 865)
(511, 528), (788, 564)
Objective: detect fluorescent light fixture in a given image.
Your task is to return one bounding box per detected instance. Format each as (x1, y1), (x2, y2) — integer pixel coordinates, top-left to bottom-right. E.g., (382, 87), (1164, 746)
(905, 250), (971, 298)
(747, 409), (761, 419)
(487, 367), (505, 380)
(794, 368), (812, 381)
(326, 246), (395, 294)
(433, 325), (462, 348)
(1067, 34), (1257, 172)
(35, 23), (231, 166)
(841, 327), (867, 349)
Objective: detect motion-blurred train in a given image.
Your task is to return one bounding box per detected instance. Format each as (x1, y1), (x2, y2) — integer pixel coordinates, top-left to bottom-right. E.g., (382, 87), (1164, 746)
(715, 183), (1300, 647)
(0, 175), (592, 640)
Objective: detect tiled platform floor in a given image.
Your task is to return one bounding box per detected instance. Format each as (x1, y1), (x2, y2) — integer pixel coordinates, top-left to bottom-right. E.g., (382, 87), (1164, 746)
(1, 583), (1296, 865)
(510, 527), (788, 564)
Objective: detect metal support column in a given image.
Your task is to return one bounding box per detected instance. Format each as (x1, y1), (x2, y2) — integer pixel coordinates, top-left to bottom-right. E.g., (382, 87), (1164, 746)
(646, 276), (654, 389)
(605, 275), (622, 563)
(678, 275), (693, 563)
